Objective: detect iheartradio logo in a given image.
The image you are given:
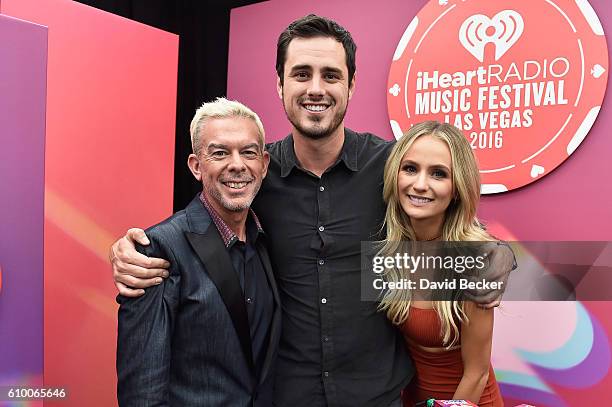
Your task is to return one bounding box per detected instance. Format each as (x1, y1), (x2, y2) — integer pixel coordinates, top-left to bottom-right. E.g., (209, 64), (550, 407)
(388, 0), (608, 193)
(459, 10), (524, 62)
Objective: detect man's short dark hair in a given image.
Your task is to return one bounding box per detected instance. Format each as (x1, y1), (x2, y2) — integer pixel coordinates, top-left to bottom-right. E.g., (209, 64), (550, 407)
(276, 14), (357, 86)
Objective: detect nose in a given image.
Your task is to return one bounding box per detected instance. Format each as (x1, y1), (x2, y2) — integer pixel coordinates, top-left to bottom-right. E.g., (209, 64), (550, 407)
(227, 151), (246, 172)
(307, 75), (325, 98)
(412, 171), (428, 192)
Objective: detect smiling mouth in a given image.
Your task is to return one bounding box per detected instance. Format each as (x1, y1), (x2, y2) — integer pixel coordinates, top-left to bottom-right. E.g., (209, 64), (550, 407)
(223, 181), (251, 190)
(408, 195), (433, 204)
(302, 103), (330, 112)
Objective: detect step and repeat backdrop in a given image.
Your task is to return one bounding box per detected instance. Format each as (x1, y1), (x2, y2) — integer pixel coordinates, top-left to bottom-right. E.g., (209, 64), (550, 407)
(228, 0), (610, 405)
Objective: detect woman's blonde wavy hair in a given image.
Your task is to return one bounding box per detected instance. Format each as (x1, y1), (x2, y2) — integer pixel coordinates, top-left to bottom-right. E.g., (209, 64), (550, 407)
(378, 121), (494, 347)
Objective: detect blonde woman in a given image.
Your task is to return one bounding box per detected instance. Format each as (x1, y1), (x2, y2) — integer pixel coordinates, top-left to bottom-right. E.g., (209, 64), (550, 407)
(378, 121), (504, 406)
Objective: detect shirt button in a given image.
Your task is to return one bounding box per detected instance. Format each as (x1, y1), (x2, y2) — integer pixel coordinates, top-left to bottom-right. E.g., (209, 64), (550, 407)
(246, 298), (253, 304)
(319, 186), (325, 192)
(318, 259), (325, 266)
(321, 298), (327, 304)
(323, 336), (329, 342)
(318, 226), (325, 232)
(323, 371), (329, 377)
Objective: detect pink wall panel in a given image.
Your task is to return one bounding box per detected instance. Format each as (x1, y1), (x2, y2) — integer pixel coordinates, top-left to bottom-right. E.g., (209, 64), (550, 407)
(0, 13), (47, 401)
(1, 0), (178, 405)
(229, 1), (611, 405)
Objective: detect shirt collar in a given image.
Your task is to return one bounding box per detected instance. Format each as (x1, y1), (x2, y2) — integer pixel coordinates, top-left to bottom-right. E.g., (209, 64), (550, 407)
(280, 128), (359, 178)
(199, 192), (264, 248)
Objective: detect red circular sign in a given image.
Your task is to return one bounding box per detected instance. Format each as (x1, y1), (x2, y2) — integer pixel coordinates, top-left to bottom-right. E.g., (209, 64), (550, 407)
(387, 0), (608, 193)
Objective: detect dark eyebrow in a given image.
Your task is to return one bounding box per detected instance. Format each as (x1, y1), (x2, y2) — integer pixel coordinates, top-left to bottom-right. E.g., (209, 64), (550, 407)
(322, 67), (343, 75)
(289, 64), (312, 73)
(289, 65), (343, 77)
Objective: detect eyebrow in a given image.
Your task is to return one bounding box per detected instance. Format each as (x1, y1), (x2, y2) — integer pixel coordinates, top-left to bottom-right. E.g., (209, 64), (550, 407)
(207, 143), (228, 150)
(288, 64), (313, 73)
(289, 65), (344, 76)
(207, 143), (261, 151)
(241, 143), (261, 151)
(322, 67), (343, 75)
(401, 159), (451, 172)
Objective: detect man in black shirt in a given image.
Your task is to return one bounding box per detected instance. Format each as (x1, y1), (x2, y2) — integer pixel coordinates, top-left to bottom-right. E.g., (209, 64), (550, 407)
(111, 15), (507, 407)
(252, 129), (407, 406)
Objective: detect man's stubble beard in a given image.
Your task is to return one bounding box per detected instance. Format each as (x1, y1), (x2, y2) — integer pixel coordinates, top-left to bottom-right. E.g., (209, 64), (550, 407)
(283, 90), (348, 140)
(204, 180), (262, 213)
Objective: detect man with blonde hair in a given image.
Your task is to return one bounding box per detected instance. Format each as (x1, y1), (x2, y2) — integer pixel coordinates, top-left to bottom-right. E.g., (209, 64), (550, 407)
(116, 98), (281, 406)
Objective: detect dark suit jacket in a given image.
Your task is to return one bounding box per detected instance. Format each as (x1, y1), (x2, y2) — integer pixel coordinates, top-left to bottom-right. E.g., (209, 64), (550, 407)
(117, 196), (281, 407)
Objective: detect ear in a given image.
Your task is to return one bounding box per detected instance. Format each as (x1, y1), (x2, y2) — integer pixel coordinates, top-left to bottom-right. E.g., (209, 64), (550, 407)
(276, 76), (283, 100)
(348, 71), (356, 100)
(261, 151), (271, 179)
(187, 154), (202, 181)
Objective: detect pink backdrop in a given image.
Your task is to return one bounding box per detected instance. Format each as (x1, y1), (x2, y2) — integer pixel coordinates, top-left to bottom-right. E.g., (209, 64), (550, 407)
(1, 0), (178, 405)
(0, 13), (47, 407)
(228, 1), (611, 405)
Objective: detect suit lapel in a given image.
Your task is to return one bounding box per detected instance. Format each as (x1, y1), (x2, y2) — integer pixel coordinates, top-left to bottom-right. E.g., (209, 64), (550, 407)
(255, 238), (281, 385)
(185, 203), (255, 375)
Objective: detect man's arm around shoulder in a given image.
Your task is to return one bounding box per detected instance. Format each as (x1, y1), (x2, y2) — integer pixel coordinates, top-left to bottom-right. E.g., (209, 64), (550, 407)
(116, 227), (180, 407)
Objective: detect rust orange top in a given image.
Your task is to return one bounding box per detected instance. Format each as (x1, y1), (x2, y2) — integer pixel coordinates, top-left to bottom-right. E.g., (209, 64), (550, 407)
(400, 307), (503, 407)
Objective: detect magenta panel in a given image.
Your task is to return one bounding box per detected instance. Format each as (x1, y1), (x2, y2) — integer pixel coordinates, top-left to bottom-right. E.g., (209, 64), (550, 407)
(0, 13), (46, 388)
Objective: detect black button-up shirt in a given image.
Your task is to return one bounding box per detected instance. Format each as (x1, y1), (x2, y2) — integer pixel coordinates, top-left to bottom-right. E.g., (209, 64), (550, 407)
(229, 223), (273, 380)
(252, 129), (412, 407)
(200, 194), (274, 380)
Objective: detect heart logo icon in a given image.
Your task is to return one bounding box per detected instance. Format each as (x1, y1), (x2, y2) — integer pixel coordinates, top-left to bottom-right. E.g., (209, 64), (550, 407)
(459, 10), (524, 62)
(530, 164), (545, 178)
(591, 64), (606, 79)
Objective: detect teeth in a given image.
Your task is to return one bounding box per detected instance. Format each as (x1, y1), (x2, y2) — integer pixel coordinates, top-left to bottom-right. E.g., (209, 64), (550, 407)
(409, 195), (432, 204)
(225, 182), (248, 189)
(304, 104), (328, 112)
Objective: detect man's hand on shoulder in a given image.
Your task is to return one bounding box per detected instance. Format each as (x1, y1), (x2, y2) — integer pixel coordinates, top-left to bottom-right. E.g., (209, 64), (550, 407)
(109, 228), (170, 297)
(465, 241), (517, 309)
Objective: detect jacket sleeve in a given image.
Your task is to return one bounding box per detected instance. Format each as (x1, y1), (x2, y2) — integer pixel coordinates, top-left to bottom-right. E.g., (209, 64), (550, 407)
(116, 230), (180, 407)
